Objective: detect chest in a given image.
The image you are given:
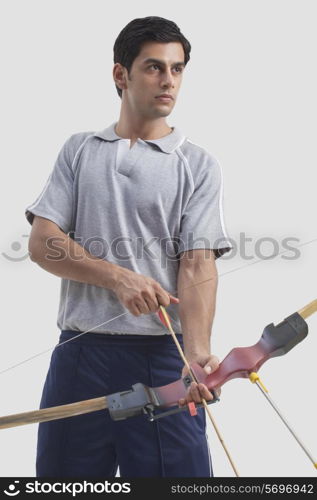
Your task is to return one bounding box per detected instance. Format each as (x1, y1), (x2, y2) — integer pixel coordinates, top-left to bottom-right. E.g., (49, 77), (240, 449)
(74, 141), (192, 221)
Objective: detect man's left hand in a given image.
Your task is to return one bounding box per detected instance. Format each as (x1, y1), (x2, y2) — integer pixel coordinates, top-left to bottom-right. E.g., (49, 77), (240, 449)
(179, 353), (220, 406)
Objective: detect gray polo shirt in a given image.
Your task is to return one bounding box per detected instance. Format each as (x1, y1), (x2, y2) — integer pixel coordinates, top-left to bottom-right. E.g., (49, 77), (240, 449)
(25, 122), (232, 335)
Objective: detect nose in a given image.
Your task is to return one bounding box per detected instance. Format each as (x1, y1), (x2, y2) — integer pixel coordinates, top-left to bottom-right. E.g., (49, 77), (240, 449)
(161, 68), (175, 89)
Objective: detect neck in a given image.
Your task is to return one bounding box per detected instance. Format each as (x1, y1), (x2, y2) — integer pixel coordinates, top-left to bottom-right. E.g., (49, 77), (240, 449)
(115, 105), (172, 141)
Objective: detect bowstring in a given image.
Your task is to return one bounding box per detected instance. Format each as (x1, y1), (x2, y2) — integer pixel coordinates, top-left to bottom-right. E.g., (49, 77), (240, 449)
(0, 273), (216, 376)
(2, 236), (316, 376)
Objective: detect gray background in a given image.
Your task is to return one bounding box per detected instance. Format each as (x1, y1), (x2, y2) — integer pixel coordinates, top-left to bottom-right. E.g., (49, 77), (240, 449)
(0, 0), (316, 477)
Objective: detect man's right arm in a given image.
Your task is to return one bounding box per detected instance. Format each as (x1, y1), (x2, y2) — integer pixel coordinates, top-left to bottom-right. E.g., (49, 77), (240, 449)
(29, 215), (179, 316)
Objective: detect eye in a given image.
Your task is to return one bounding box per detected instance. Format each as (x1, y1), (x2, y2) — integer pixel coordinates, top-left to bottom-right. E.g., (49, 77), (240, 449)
(149, 64), (160, 70)
(174, 66), (183, 73)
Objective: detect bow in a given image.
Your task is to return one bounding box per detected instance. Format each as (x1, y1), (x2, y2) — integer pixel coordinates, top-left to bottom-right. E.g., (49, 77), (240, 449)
(1, 299), (316, 473)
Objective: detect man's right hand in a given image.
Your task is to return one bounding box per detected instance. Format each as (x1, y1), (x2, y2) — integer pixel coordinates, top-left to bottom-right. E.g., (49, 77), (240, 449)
(29, 216), (178, 315)
(113, 268), (179, 316)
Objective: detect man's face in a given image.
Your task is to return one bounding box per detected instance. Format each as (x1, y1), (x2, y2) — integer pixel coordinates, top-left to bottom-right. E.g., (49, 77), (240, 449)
(119, 41), (185, 119)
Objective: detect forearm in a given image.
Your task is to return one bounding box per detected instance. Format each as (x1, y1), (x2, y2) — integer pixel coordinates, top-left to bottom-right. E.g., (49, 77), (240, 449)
(177, 254), (218, 360)
(29, 230), (122, 290)
(28, 216), (178, 317)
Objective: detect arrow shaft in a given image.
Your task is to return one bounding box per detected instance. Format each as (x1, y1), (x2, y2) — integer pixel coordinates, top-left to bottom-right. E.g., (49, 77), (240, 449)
(254, 381), (316, 468)
(159, 306), (240, 477)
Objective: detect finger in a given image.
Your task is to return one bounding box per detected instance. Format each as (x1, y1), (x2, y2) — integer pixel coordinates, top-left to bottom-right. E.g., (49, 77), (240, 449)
(188, 382), (203, 403)
(130, 303), (142, 316)
(136, 298), (152, 315)
(144, 296), (159, 313)
(180, 383), (215, 407)
(204, 355), (220, 374)
(155, 292), (170, 307)
(154, 285), (172, 307)
(169, 295), (180, 304)
(197, 383), (214, 402)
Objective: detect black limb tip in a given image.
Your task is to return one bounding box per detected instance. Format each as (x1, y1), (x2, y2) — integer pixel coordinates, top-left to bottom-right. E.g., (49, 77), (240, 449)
(261, 312), (308, 358)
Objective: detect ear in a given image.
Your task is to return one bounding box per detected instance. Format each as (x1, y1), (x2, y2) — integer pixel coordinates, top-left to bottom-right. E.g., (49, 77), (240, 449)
(113, 63), (128, 91)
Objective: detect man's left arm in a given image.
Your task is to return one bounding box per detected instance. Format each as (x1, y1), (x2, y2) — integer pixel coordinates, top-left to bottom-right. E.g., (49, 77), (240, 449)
(177, 248), (219, 404)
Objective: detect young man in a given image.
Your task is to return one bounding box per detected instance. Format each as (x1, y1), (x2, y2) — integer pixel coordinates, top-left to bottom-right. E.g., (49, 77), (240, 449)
(25, 16), (232, 477)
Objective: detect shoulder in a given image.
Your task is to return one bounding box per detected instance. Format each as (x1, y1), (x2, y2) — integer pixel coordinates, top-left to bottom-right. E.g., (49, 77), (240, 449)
(66, 130), (96, 153)
(61, 131), (96, 169)
(178, 137), (222, 182)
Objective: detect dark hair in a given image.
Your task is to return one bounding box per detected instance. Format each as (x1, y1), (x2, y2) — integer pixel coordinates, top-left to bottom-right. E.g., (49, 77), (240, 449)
(113, 16), (191, 98)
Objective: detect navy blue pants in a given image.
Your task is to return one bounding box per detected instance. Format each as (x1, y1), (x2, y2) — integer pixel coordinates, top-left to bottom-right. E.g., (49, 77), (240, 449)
(36, 330), (213, 477)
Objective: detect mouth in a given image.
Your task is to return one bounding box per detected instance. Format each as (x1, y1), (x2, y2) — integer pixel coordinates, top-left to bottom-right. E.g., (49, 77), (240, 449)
(155, 95), (174, 103)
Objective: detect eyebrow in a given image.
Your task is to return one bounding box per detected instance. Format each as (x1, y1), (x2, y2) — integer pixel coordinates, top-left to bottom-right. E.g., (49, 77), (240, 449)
(142, 58), (185, 68)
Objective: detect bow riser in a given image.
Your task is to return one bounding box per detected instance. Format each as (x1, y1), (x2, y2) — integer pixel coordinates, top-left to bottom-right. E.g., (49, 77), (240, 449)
(0, 306), (311, 429)
(204, 312), (308, 390)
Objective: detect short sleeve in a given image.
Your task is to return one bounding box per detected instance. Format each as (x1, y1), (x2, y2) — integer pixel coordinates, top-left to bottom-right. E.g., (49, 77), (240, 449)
(25, 135), (75, 234)
(177, 154), (233, 259)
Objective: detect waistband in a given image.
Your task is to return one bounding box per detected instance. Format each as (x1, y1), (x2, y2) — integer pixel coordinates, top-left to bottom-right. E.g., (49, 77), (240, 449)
(60, 329), (183, 346)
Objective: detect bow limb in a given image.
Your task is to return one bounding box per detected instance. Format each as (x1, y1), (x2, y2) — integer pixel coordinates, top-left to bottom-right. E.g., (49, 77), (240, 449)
(0, 300), (313, 428)
(0, 364), (210, 430)
(0, 396), (108, 430)
(203, 299), (317, 471)
(1, 298), (316, 473)
(203, 305), (310, 390)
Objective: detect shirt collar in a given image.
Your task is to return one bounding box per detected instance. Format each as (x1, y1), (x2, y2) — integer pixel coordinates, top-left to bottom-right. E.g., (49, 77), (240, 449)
(93, 122), (186, 154)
